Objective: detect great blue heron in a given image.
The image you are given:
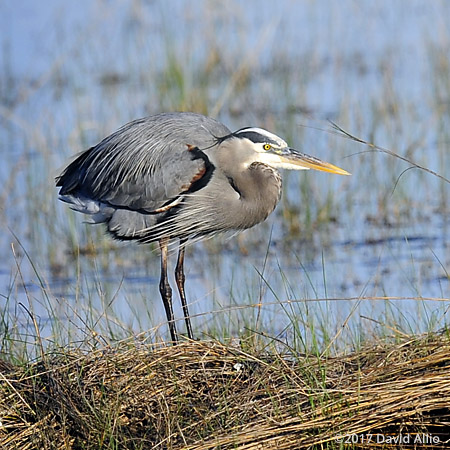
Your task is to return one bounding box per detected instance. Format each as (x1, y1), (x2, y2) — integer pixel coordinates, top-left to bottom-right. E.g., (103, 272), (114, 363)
(56, 112), (349, 342)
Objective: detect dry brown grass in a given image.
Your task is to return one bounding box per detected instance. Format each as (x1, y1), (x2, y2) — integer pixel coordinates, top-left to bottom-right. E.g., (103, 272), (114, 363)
(1, 331), (450, 449)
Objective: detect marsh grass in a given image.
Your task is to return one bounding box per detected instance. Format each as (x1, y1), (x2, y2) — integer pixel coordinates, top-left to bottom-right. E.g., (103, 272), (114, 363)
(1, 329), (450, 449)
(1, 240), (449, 448)
(1, 2), (450, 447)
(1, 1), (448, 313)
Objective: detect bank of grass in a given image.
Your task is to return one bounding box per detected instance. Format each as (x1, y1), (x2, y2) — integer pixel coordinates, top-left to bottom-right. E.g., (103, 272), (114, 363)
(1, 4), (450, 448)
(1, 329), (450, 449)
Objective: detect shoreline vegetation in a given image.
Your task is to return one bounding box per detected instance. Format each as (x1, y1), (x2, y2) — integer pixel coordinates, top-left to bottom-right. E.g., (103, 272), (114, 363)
(1, 330), (449, 449)
(1, 2), (450, 449)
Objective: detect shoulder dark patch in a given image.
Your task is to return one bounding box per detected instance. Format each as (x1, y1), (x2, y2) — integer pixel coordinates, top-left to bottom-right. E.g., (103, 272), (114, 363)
(186, 146), (215, 193)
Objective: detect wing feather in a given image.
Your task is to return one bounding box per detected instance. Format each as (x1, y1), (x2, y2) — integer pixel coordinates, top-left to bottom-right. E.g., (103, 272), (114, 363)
(57, 113), (230, 213)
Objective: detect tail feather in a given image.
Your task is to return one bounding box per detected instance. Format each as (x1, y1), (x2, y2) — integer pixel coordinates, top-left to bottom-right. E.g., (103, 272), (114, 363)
(59, 194), (114, 223)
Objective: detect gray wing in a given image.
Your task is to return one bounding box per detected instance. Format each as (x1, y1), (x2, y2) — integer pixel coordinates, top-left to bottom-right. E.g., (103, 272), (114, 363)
(57, 113), (231, 213)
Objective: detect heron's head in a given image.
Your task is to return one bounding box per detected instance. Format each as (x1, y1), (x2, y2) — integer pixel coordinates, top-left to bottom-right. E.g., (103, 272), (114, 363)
(227, 127), (350, 175)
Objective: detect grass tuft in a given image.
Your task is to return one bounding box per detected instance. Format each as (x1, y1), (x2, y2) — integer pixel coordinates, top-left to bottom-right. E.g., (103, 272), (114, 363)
(1, 331), (450, 448)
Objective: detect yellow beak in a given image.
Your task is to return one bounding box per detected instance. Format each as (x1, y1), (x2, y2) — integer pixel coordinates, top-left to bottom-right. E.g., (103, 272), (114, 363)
(282, 148), (351, 175)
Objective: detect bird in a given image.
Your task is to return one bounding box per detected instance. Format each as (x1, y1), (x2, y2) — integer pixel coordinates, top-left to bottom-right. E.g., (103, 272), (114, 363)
(56, 112), (349, 342)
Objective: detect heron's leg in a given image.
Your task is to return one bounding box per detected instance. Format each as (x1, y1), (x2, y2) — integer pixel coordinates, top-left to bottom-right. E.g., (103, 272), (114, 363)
(159, 238), (178, 343)
(175, 238), (193, 339)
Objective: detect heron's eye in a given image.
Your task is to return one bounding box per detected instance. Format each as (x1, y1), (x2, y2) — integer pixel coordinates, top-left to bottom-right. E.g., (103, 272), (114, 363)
(263, 144), (272, 151)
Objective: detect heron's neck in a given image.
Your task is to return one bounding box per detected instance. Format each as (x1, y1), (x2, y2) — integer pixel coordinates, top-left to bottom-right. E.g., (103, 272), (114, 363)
(213, 142), (282, 228)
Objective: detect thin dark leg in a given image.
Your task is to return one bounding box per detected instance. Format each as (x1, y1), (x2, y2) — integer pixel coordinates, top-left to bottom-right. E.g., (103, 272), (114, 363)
(159, 238), (178, 343)
(175, 238), (193, 339)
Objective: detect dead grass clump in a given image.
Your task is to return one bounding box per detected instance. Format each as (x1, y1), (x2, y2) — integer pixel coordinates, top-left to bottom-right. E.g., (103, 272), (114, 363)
(1, 332), (450, 449)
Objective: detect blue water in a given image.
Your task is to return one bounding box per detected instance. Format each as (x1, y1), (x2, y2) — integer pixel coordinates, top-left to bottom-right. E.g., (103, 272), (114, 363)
(0, 0), (449, 345)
